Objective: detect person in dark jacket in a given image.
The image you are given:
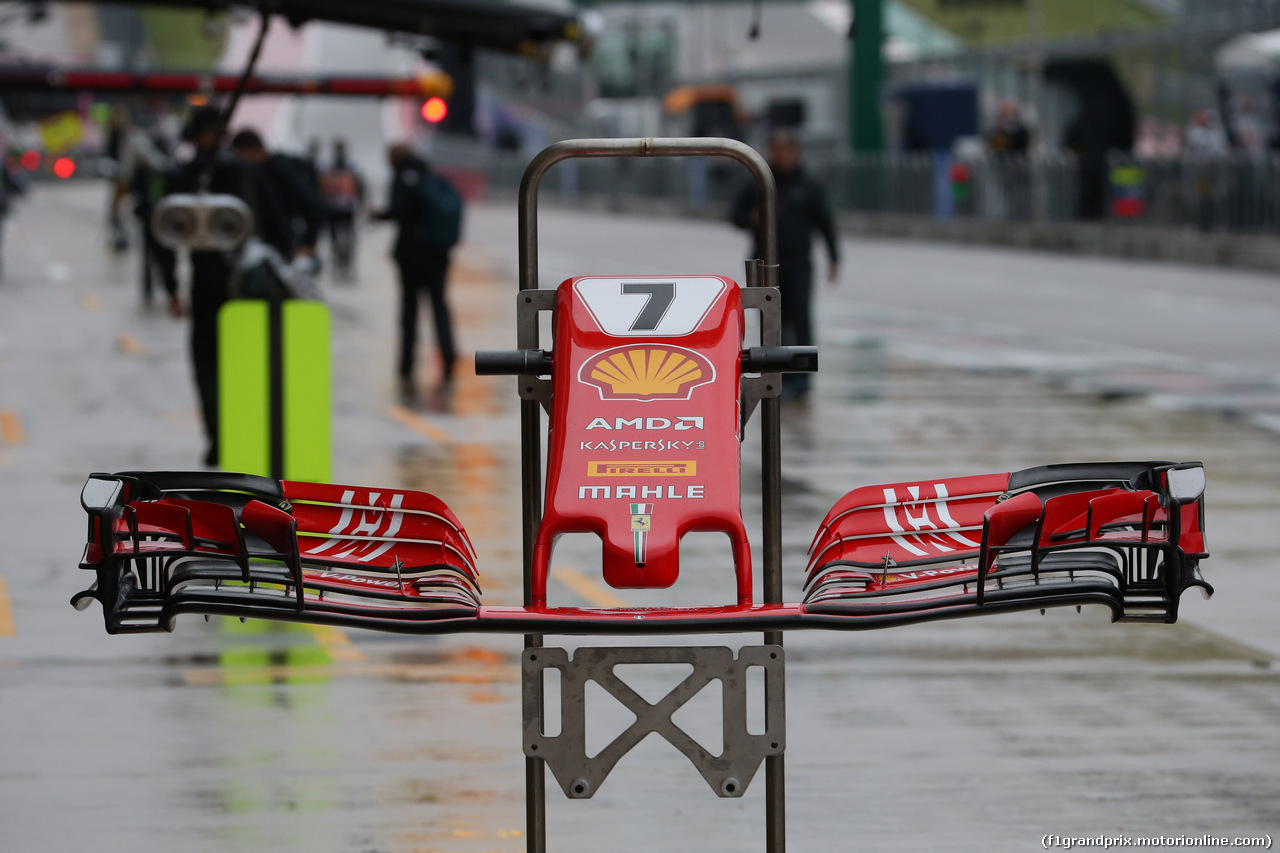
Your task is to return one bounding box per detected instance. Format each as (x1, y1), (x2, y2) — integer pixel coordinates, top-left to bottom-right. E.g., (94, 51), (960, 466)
(130, 130), (180, 314)
(229, 128), (323, 256)
(986, 99), (1031, 155)
(166, 107), (295, 466)
(376, 142), (458, 399)
(319, 139), (364, 279)
(731, 130), (840, 398)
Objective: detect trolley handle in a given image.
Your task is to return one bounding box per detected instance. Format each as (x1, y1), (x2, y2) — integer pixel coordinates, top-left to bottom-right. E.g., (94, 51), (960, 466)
(517, 137), (778, 293)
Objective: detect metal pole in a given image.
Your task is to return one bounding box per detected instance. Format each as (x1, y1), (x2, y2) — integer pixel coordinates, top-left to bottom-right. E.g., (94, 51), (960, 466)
(763, 381), (785, 853)
(0, 68), (454, 97)
(759, 262), (786, 853)
(517, 161), (547, 853)
(850, 0), (885, 154)
(521, 398), (545, 853)
(267, 297), (285, 481)
(516, 137), (779, 852)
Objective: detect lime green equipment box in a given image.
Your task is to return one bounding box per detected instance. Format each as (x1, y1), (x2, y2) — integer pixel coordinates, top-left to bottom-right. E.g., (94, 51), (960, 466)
(218, 299), (331, 482)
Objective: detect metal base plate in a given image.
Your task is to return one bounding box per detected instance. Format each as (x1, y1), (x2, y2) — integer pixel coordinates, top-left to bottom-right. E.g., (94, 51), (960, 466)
(522, 645), (784, 799)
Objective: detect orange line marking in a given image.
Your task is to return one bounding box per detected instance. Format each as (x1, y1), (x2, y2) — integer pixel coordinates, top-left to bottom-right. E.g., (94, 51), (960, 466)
(386, 404), (452, 442)
(0, 575), (15, 637)
(552, 567), (629, 608)
(116, 334), (143, 355)
(0, 410), (24, 446)
(304, 624), (366, 663)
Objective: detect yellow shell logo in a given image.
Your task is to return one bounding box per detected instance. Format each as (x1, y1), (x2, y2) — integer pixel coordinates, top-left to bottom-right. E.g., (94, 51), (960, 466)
(579, 345), (715, 401)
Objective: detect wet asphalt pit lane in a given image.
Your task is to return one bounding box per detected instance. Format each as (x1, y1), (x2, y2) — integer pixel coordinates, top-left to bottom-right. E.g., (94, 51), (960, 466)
(8, 188), (1280, 850)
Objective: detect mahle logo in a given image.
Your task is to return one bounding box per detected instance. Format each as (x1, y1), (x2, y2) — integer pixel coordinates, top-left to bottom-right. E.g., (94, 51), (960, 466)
(579, 345), (715, 401)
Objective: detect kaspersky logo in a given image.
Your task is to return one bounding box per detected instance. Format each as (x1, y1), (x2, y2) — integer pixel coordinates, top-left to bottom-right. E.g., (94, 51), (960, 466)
(631, 503), (653, 564)
(579, 345), (715, 402)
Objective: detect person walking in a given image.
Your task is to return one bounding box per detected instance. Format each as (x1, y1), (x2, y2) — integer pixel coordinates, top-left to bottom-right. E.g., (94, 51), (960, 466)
(165, 107), (294, 466)
(104, 106), (131, 252)
(128, 128), (180, 314)
(1185, 109), (1230, 232)
(731, 130), (839, 399)
(319, 139), (364, 279)
(0, 145), (28, 280)
(986, 99), (1031, 156)
(984, 99), (1033, 221)
(229, 129), (323, 258)
(376, 142), (461, 399)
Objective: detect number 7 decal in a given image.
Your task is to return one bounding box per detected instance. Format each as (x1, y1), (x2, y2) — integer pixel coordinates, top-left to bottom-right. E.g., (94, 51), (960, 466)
(622, 282), (676, 331)
(574, 276), (727, 337)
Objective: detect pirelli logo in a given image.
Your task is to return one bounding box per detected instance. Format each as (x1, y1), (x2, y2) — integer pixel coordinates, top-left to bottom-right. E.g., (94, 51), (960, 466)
(587, 460), (697, 477)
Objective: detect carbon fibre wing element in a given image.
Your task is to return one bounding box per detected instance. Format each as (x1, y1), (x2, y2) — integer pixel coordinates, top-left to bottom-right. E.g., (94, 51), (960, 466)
(74, 471), (480, 634)
(805, 461), (1211, 625)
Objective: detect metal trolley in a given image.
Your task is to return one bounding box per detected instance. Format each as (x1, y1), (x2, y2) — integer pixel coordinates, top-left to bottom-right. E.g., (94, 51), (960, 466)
(511, 137), (788, 851)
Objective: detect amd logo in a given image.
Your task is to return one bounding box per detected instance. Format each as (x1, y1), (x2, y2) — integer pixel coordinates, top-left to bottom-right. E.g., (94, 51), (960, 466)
(584, 416), (704, 431)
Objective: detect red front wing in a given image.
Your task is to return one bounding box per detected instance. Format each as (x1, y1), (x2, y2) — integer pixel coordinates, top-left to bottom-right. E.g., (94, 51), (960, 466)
(74, 459), (1209, 634)
(73, 276), (1210, 635)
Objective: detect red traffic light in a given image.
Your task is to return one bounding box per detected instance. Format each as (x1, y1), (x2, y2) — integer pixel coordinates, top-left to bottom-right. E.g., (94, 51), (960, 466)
(421, 96), (448, 123)
(53, 157), (76, 179)
(20, 149), (41, 171)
